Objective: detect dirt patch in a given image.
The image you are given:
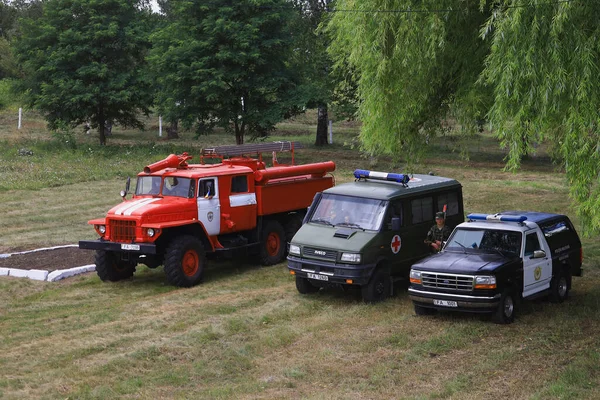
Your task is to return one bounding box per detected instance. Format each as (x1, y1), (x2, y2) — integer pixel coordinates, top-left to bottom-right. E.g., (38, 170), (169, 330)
(0, 247), (95, 272)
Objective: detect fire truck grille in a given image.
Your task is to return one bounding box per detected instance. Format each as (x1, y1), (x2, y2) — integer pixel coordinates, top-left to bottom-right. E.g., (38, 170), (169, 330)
(302, 247), (337, 260)
(109, 220), (136, 242)
(421, 272), (474, 292)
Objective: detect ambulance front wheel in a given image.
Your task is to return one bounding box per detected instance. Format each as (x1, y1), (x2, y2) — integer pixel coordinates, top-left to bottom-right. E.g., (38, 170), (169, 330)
(260, 220), (286, 265)
(296, 276), (320, 294)
(361, 267), (391, 303)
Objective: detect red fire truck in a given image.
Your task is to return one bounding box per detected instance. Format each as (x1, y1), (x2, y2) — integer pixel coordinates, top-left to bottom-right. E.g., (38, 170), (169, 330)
(79, 142), (335, 287)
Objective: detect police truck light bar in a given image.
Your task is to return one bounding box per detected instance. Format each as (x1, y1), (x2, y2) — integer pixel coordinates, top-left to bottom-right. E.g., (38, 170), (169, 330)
(354, 169), (410, 184)
(467, 213), (528, 223)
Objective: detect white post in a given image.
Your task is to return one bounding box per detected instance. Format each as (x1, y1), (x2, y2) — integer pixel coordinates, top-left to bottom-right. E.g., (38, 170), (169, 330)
(159, 116), (162, 137)
(328, 120), (333, 144)
(18, 108), (22, 130)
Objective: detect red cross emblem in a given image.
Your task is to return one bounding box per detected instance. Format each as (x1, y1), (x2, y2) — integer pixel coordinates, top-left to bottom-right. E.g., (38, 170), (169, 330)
(391, 235), (402, 254)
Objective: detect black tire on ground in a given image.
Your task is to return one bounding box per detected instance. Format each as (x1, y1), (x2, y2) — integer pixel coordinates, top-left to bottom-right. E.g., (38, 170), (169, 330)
(549, 269), (570, 303)
(285, 213), (304, 244)
(492, 288), (516, 324)
(164, 235), (205, 287)
(414, 304), (437, 316)
(361, 268), (391, 303)
(296, 276), (320, 294)
(95, 250), (136, 282)
(260, 220), (286, 265)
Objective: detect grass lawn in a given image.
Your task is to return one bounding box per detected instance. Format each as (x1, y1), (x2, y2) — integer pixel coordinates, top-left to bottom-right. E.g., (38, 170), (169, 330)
(0, 109), (598, 399)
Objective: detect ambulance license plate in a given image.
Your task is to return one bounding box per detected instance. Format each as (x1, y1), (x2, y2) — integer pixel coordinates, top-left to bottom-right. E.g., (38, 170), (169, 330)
(433, 299), (458, 307)
(307, 273), (328, 281)
(121, 244), (140, 251)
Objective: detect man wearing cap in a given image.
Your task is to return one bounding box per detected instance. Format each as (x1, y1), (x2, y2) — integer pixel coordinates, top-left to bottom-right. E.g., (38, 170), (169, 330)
(425, 212), (452, 252)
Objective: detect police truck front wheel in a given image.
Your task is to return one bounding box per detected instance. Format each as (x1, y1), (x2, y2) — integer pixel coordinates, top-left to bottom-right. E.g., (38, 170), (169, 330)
(260, 220), (286, 265)
(164, 236), (205, 287)
(296, 276), (319, 294)
(95, 250), (136, 282)
(492, 288), (516, 324)
(361, 268), (391, 303)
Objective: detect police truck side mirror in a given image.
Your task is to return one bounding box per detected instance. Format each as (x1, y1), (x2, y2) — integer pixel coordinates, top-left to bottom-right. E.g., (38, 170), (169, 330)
(532, 250), (546, 259)
(391, 217), (402, 232)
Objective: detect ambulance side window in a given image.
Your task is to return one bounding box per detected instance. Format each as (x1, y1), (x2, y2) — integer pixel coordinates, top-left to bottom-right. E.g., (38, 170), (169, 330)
(411, 197), (433, 224)
(386, 201), (403, 230)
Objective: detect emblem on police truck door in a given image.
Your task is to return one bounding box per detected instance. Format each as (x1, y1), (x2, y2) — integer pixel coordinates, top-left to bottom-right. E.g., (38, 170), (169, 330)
(534, 266), (542, 280)
(207, 212), (214, 222)
(391, 235), (402, 254)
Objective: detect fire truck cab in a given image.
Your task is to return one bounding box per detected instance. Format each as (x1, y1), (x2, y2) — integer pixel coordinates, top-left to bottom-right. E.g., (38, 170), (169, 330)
(79, 142), (335, 287)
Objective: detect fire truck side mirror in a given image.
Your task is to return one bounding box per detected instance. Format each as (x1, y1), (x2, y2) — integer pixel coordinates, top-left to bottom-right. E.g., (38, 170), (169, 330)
(120, 177), (131, 200)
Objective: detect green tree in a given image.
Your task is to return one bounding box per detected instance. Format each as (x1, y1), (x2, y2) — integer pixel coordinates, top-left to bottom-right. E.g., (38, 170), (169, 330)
(149, 0), (302, 145)
(15, 0), (153, 145)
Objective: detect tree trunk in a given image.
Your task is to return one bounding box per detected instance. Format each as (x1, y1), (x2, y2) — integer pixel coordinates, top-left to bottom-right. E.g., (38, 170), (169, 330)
(98, 108), (106, 145)
(315, 104), (329, 146)
(104, 120), (112, 137)
(234, 121), (245, 145)
(167, 120), (179, 139)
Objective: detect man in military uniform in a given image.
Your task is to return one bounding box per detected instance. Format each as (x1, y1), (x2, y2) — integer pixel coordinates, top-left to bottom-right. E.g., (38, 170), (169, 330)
(425, 212), (452, 252)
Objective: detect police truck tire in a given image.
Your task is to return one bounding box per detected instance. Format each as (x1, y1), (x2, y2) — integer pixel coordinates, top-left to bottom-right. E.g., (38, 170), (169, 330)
(492, 288), (516, 324)
(164, 236), (205, 287)
(549, 269), (570, 303)
(414, 304), (437, 316)
(95, 250), (136, 282)
(361, 268), (391, 303)
(296, 276), (319, 294)
(260, 220), (286, 265)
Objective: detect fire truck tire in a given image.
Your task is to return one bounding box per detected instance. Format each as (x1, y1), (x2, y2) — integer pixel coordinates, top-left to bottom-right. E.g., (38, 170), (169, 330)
(285, 214), (304, 244)
(95, 250), (136, 282)
(549, 269), (570, 303)
(260, 220), (286, 265)
(164, 236), (205, 287)
(492, 288), (516, 324)
(361, 268), (391, 303)
(296, 276), (320, 294)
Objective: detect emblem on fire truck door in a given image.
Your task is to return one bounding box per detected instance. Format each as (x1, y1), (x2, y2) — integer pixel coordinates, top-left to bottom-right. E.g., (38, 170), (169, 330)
(534, 266), (542, 281)
(207, 212), (214, 222)
(391, 235), (402, 254)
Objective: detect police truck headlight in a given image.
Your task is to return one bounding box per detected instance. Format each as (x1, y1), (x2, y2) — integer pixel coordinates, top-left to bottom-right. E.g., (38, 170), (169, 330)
(409, 270), (422, 284)
(340, 253), (361, 263)
(474, 275), (497, 289)
(289, 244), (301, 255)
(147, 228), (155, 238)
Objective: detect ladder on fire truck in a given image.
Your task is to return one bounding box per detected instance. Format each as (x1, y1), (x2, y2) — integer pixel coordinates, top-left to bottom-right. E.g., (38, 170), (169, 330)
(201, 141), (303, 166)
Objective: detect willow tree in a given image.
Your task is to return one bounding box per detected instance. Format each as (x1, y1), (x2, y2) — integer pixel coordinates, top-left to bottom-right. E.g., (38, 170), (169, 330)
(327, 0), (490, 163)
(481, 1), (600, 234)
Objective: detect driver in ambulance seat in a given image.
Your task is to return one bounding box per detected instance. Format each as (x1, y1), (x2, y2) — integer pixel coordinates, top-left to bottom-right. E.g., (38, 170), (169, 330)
(425, 212), (452, 252)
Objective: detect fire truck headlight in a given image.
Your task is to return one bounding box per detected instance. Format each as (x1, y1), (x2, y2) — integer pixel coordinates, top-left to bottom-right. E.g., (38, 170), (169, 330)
(98, 225), (106, 234)
(147, 228), (155, 238)
(289, 244), (301, 255)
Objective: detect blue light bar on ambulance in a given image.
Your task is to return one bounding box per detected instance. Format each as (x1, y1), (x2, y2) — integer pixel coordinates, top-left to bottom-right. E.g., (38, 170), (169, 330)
(467, 213), (528, 223)
(353, 169), (410, 184)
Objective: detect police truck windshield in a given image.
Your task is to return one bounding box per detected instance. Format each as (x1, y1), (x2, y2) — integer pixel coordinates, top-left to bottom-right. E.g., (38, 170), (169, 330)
(446, 228), (522, 256)
(309, 194), (388, 231)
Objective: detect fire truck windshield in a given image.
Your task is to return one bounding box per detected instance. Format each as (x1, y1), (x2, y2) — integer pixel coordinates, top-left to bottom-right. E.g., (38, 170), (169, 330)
(310, 194), (388, 231)
(136, 176), (161, 196)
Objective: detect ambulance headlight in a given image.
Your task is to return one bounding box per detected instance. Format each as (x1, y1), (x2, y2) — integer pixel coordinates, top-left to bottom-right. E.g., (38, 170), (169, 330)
(289, 244), (301, 255)
(474, 275), (497, 289)
(341, 253), (361, 263)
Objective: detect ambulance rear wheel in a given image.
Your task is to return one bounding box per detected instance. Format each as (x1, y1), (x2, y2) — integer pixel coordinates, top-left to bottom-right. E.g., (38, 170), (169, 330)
(296, 276), (319, 294)
(164, 236), (205, 287)
(361, 268), (391, 303)
(95, 250), (136, 282)
(492, 288), (516, 324)
(260, 220), (286, 265)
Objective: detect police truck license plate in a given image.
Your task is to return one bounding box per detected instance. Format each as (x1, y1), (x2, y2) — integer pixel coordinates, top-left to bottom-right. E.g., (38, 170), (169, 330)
(121, 244), (140, 251)
(433, 299), (458, 307)
(307, 273), (328, 281)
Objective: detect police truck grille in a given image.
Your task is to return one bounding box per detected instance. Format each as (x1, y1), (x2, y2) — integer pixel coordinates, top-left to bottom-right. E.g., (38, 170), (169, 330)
(109, 220), (136, 242)
(421, 272), (474, 292)
(302, 247), (338, 260)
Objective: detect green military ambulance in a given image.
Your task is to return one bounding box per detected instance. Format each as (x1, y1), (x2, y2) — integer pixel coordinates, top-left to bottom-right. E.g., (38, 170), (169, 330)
(287, 169), (463, 302)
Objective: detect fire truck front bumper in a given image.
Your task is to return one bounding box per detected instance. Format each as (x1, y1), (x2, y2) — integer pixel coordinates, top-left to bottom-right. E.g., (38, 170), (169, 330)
(79, 240), (157, 254)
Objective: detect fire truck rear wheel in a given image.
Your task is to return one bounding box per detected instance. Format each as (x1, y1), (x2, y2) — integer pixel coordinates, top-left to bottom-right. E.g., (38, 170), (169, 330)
(164, 236), (205, 287)
(260, 220), (286, 265)
(95, 250), (136, 282)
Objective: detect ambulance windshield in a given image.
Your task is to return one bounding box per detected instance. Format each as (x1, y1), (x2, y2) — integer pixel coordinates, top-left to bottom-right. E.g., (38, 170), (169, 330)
(310, 194), (387, 231)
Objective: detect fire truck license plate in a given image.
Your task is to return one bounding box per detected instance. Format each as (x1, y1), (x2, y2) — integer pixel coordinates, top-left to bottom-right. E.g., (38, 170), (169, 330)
(433, 299), (458, 307)
(121, 244), (140, 251)
(307, 273), (328, 281)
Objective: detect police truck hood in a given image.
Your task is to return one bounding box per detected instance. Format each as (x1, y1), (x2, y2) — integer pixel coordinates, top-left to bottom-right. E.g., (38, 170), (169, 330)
(412, 250), (517, 275)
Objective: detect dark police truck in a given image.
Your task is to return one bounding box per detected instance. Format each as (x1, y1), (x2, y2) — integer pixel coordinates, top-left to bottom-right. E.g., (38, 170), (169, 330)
(409, 212), (583, 323)
(287, 170), (463, 302)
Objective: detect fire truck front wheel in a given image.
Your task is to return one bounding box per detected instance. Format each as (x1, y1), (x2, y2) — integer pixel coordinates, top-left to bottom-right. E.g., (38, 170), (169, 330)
(164, 236), (205, 287)
(95, 250), (136, 282)
(260, 220), (286, 265)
